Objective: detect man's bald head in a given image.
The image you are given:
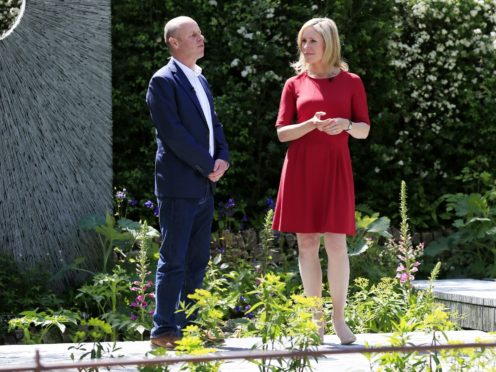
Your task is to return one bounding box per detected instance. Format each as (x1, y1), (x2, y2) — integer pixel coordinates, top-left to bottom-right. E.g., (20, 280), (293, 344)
(164, 16), (196, 49)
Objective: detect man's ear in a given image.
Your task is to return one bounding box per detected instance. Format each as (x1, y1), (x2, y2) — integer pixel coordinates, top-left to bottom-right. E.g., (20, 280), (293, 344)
(168, 36), (179, 49)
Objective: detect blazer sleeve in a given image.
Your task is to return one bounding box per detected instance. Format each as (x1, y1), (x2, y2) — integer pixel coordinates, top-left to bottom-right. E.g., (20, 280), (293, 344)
(146, 74), (214, 177)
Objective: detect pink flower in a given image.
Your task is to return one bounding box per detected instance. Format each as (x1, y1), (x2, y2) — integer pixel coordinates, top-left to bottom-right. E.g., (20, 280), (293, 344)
(411, 266), (418, 273)
(399, 273), (409, 284)
(396, 264), (405, 272)
(130, 314), (137, 321)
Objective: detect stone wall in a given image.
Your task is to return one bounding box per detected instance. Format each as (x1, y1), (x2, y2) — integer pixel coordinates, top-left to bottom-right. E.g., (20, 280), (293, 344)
(0, 0), (112, 280)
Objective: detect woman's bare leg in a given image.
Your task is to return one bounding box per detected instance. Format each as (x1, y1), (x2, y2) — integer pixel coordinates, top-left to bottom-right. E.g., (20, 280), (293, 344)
(297, 233), (324, 341)
(323, 233), (356, 344)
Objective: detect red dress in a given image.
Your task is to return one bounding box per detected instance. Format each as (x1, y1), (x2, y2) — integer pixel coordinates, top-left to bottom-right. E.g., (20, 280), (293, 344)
(272, 71), (370, 235)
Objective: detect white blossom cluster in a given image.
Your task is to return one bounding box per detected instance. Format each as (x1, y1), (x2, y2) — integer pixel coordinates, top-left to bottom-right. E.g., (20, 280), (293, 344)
(0, 0), (23, 39)
(389, 0), (496, 135)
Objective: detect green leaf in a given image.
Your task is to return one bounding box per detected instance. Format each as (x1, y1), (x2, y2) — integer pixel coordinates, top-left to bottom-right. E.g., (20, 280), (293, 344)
(348, 240), (369, 256)
(79, 214), (106, 230)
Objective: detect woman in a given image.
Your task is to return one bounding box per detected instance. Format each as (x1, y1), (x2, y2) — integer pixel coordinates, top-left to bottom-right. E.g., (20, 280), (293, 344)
(272, 17), (370, 345)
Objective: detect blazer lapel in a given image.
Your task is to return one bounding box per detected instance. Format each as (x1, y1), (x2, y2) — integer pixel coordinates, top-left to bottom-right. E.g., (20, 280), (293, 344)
(198, 76), (216, 120)
(170, 60), (209, 128)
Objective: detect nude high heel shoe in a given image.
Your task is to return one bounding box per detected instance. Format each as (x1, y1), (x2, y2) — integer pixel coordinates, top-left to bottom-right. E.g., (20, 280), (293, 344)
(333, 320), (356, 345)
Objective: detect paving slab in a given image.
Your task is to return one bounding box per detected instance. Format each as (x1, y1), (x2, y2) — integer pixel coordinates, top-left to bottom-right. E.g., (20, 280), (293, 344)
(0, 330), (494, 371)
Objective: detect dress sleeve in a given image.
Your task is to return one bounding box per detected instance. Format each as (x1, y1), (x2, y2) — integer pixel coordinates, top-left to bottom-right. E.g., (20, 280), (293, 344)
(351, 76), (371, 125)
(275, 79), (296, 126)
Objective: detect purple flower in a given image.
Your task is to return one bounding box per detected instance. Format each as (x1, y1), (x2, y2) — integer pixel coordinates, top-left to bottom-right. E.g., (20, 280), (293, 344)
(128, 198), (138, 206)
(247, 312), (254, 319)
(130, 301), (138, 308)
(130, 314), (137, 321)
(244, 305), (251, 311)
(240, 296), (246, 302)
(115, 190), (127, 200)
(266, 198), (275, 210)
(235, 306), (241, 313)
(226, 198), (235, 209)
(153, 206), (159, 217)
(144, 200), (154, 209)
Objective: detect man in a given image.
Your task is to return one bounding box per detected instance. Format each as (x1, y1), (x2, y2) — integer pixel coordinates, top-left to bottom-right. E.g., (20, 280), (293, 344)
(146, 16), (229, 348)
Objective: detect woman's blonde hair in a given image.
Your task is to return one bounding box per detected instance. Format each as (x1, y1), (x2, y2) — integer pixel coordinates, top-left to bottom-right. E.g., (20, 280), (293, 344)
(291, 18), (348, 74)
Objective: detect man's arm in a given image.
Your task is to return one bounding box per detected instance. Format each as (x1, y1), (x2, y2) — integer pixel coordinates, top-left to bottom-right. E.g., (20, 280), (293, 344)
(146, 75), (214, 177)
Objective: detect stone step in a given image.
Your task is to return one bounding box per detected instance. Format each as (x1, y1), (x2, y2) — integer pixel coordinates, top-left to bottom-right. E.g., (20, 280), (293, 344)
(412, 279), (496, 332)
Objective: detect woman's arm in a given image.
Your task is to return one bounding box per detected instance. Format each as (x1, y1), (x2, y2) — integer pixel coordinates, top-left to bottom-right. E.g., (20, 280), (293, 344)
(277, 112), (330, 142)
(323, 118), (370, 139)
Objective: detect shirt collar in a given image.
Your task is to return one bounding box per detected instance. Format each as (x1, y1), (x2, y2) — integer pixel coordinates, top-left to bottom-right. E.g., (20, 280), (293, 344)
(172, 57), (202, 78)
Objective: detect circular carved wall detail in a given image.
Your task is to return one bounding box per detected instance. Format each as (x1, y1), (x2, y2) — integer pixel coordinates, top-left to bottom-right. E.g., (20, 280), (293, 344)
(0, 0), (25, 40)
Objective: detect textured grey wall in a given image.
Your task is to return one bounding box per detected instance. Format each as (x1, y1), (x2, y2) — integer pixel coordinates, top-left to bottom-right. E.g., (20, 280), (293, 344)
(0, 0), (112, 277)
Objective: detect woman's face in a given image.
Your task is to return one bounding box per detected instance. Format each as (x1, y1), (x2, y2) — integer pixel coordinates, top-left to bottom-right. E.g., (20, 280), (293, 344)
(300, 26), (325, 65)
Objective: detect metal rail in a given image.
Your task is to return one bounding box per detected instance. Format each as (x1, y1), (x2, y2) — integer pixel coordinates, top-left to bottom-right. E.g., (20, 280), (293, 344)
(1, 341), (496, 371)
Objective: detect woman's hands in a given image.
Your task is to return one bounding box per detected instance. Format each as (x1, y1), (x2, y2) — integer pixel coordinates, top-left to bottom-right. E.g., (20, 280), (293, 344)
(314, 112), (348, 135)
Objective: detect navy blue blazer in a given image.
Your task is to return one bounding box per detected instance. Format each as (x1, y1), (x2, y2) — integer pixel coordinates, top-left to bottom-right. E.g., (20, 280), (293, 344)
(146, 59), (229, 198)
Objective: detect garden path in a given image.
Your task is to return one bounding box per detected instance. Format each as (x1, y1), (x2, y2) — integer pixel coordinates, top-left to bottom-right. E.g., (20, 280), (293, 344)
(0, 330), (491, 371)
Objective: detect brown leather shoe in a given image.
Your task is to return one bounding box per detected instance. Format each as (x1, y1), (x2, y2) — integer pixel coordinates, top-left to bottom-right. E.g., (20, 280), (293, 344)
(150, 334), (181, 349)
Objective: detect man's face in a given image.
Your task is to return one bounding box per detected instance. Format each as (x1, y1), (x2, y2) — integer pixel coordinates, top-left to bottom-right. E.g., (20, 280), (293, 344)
(172, 20), (205, 61)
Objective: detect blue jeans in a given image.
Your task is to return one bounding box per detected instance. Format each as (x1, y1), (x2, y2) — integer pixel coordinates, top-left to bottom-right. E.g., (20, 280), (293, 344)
(151, 190), (214, 338)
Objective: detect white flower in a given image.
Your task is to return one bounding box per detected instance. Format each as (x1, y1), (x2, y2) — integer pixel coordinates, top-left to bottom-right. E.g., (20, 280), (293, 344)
(208, 0), (217, 6)
(230, 58), (240, 67)
(241, 65), (254, 77)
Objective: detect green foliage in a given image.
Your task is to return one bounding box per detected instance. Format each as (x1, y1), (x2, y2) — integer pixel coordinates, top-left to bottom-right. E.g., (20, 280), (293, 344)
(8, 309), (80, 344)
(182, 289), (227, 343)
(425, 172), (496, 278)
(382, 0), (496, 227)
(175, 325), (222, 372)
(75, 266), (132, 341)
(0, 253), (66, 343)
(246, 273), (320, 371)
(69, 318), (122, 372)
(347, 277), (406, 333)
(349, 209), (396, 282)
(79, 212), (135, 272)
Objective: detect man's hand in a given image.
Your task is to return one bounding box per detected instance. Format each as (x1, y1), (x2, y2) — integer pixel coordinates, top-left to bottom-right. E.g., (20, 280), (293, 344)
(208, 159), (229, 182)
